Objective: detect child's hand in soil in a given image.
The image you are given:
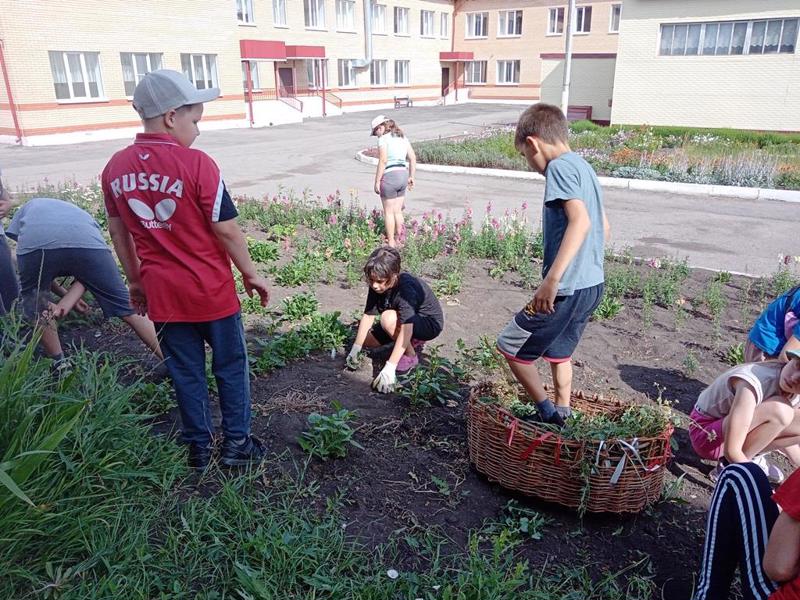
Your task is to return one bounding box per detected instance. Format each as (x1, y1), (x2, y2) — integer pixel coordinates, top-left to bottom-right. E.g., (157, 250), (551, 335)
(372, 362), (397, 393)
(345, 344), (363, 370)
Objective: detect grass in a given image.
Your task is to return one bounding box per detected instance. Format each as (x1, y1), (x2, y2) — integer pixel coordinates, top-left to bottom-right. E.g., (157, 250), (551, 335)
(414, 123), (800, 190)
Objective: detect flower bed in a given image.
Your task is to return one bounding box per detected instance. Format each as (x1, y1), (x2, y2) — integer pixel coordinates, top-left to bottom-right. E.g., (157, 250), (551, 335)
(413, 122), (800, 191)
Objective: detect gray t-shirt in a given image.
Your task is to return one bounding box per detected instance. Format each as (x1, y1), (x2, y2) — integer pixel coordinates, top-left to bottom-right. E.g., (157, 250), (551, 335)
(542, 151), (605, 295)
(695, 362), (800, 419)
(5, 197), (110, 255)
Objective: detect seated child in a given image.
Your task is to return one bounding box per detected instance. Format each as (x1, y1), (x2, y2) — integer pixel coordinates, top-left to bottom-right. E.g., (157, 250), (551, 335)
(693, 461), (800, 600)
(689, 351), (800, 482)
(747, 285), (800, 362)
(345, 246), (443, 393)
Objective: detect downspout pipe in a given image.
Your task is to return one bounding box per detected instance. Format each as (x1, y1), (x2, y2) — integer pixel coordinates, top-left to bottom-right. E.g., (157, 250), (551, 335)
(0, 39), (22, 144)
(351, 0), (373, 68)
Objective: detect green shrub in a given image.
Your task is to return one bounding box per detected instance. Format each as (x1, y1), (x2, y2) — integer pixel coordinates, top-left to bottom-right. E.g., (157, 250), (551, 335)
(281, 292), (319, 321)
(298, 402), (362, 460)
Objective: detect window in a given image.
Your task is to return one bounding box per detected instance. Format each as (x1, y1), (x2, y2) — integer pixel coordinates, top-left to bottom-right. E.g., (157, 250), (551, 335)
(466, 12), (488, 38)
(394, 60), (409, 85)
(306, 59), (327, 89)
(496, 60), (520, 84)
(273, 0), (287, 26)
(575, 6), (592, 33)
(336, 0), (355, 30)
(498, 10), (522, 37)
(242, 61), (261, 90)
(421, 10), (435, 37)
(304, 0), (325, 28)
(394, 6), (409, 34)
(609, 4), (621, 33)
(465, 60), (487, 84)
(338, 59), (356, 87)
(180, 54), (218, 90)
(547, 7), (564, 35)
(440, 13), (449, 38)
(370, 59), (387, 85)
(120, 52), (162, 96)
(48, 51), (104, 101)
(372, 2), (386, 34)
(237, 0), (255, 23)
(660, 19), (798, 56)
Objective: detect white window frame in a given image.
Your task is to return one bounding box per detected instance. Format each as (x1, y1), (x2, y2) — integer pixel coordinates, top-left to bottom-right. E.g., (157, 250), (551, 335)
(498, 10), (523, 37)
(394, 6), (409, 35)
(465, 12), (489, 38)
(304, 0), (326, 29)
(242, 61), (262, 91)
(421, 10), (435, 37)
(306, 59), (327, 89)
(48, 51), (106, 102)
(121, 52), (162, 97)
(372, 2), (387, 34)
(575, 6), (592, 34)
(338, 59), (357, 87)
(609, 4), (621, 34)
(440, 12), (449, 38)
(547, 7), (564, 35)
(273, 0), (287, 27)
(464, 60), (487, 85)
(370, 59), (387, 86)
(336, 0), (356, 31)
(180, 53), (219, 90)
(237, 0), (255, 24)
(496, 59), (520, 85)
(658, 18), (799, 57)
(394, 59), (410, 86)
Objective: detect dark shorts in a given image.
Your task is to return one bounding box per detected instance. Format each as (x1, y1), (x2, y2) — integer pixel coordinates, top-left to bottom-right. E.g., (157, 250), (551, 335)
(0, 235), (19, 315)
(17, 248), (133, 320)
(496, 282), (604, 363)
(380, 168), (408, 200)
(371, 313), (442, 345)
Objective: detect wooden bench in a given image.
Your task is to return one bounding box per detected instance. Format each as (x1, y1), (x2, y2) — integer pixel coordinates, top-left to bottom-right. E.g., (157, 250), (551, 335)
(566, 105), (593, 122)
(394, 95), (413, 108)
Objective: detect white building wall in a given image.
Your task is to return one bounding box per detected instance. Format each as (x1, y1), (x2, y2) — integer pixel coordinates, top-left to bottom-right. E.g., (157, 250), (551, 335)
(611, 0), (800, 130)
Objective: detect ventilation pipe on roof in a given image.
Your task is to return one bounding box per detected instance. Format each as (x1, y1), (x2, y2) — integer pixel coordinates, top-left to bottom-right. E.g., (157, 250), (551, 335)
(351, 0), (373, 68)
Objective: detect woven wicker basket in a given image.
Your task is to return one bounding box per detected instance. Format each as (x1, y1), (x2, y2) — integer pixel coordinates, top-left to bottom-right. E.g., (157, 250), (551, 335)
(467, 382), (674, 514)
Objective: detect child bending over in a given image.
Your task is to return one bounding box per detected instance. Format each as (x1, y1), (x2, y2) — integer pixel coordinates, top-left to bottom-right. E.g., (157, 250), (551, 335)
(345, 246), (443, 393)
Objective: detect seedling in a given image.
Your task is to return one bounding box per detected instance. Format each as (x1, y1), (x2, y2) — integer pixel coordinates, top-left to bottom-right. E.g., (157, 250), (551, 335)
(298, 402), (363, 460)
(281, 292), (319, 322)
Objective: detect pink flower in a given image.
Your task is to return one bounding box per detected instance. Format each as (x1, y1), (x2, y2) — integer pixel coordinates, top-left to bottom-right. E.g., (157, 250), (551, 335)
(328, 214), (338, 225)
(437, 212), (443, 222)
(486, 201), (493, 214)
(466, 207), (473, 217)
(491, 218), (500, 230)
(344, 238), (352, 250)
(647, 257), (662, 269)
(521, 202), (528, 210)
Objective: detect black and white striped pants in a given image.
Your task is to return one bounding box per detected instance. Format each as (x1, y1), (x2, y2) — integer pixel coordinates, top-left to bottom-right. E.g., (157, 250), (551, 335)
(694, 462), (780, 600)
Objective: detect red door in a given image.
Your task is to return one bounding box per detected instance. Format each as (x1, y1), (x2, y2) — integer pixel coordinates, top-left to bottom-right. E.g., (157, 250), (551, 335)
(278, 67), (295, 96)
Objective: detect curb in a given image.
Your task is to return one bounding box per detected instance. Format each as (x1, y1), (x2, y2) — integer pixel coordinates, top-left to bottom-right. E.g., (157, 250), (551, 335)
(355, 150), (800, 203)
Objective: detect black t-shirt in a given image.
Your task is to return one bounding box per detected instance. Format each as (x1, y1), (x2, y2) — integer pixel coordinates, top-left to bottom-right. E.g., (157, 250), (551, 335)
(364, 272), (444, 327)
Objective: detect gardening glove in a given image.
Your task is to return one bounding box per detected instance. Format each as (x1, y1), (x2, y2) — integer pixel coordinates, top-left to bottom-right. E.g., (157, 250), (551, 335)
(345, 344), (363, 370)
(372, 362), (397, 394)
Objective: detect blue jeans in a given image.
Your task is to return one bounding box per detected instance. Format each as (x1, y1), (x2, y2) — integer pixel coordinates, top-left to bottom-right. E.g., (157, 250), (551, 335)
(155, 311), (251, 445)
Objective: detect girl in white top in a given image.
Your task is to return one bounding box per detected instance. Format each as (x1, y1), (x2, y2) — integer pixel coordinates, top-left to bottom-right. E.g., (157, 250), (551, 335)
(371, 115), (416, 248)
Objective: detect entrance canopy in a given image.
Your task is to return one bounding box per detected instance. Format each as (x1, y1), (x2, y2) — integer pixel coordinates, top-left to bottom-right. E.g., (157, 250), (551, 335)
(439, 51), (473, 62)
(286, 45), (326, 59)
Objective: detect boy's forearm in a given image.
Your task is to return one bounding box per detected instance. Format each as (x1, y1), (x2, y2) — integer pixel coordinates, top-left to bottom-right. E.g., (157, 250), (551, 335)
(544, 211), (590, 285)
(108, 218), (142, 283)
(353, 314), (375, 347)
(212, 220), (258, 278)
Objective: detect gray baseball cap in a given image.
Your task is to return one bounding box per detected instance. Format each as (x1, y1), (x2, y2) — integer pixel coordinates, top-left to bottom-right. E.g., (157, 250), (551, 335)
(132, 69), (220, 119)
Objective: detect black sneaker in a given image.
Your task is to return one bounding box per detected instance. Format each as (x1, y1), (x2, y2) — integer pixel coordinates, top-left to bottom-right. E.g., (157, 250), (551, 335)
(520, 411), (566, 429)
(188, 443), (213, 471)
(220, 435), (266, 467)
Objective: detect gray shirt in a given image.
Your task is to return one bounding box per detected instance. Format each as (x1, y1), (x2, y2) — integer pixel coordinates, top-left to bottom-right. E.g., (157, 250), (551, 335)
(5, 197), (110, 255)
(542, 151), (605, 295)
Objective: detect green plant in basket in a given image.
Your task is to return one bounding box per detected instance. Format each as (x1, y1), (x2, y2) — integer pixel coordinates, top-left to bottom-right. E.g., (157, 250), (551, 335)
(298, 402), (363, 460)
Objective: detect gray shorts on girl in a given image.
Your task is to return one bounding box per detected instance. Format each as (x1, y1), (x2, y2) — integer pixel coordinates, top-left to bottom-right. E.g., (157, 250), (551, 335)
(380, 169), (408, 200)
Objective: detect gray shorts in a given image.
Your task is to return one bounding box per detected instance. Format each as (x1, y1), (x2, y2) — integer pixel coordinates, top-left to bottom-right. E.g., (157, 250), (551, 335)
(380, 168), (408, 200)
(17, 248), (133, 320)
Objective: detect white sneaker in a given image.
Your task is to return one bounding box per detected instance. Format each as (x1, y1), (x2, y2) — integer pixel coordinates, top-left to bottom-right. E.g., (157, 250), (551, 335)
(752, 454), (786, 484)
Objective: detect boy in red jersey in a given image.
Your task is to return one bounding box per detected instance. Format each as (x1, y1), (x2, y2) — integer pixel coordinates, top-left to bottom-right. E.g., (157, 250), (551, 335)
(101, 70), (270, 471)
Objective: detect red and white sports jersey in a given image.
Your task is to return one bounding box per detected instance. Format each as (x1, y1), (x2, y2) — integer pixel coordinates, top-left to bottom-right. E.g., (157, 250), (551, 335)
(101, 132), (240, 323)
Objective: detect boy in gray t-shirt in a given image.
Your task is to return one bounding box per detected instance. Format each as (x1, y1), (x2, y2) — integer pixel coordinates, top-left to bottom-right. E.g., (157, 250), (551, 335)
(496, 103), (609, 426)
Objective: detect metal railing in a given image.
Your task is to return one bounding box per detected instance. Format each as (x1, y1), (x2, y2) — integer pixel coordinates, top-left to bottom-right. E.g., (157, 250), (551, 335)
(278, 94), (303, 112)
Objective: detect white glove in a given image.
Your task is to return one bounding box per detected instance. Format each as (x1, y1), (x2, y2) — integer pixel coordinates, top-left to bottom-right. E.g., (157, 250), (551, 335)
(345, 344), (363, 370)
(372, 362), (397, 394)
